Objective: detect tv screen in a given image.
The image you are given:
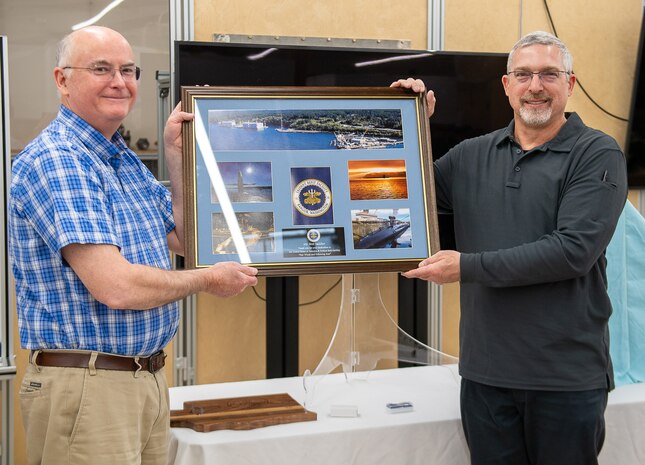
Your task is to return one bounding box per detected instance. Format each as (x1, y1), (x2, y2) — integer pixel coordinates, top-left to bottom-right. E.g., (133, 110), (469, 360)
(174, 41), (514, 248)
(626, 11), (645, 187)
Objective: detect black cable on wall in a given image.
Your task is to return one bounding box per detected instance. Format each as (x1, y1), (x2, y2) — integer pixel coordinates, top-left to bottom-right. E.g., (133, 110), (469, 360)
(543, 0), (629, 122)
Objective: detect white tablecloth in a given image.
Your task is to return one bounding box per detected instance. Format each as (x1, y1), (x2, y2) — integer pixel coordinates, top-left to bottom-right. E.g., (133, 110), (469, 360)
(168, 365), (645, 465)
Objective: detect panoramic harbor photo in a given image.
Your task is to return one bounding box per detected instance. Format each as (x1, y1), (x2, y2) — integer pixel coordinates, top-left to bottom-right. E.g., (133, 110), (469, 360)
(348, 159), (409, 200)
(351, 208), (412, 249)
(207, 108), (404, 151)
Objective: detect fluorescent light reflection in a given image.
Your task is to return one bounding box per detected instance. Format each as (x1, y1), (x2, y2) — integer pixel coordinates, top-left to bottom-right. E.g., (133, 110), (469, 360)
(354, 53), (433, 68)
(71, 0), (126, 31)
(247, 48), (278, 61)
(194, 110), (252, 264)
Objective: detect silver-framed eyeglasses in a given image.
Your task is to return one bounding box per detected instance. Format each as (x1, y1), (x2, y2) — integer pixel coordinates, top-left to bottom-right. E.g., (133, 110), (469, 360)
(62, 64), (141, 81)
(507, 70), (569, 84)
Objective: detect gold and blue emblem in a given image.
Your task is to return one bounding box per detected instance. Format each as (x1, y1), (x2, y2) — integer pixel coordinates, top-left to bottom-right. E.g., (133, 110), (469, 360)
(306, 228), (321, 243)
(291, 167), (334, 225)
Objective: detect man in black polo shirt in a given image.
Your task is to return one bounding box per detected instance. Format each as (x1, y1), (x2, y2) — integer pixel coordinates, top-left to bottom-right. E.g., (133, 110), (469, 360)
(396, 31), (627, 465)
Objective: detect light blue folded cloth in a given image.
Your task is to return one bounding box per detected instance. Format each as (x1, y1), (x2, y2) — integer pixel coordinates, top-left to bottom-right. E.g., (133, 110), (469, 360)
(607, 201), (645, 386)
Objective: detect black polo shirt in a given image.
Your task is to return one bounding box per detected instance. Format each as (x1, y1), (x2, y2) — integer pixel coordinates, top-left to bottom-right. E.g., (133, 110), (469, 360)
(434, 112), (628, 390)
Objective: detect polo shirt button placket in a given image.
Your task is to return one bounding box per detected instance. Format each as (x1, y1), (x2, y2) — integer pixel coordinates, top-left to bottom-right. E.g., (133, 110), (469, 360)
(506, 163), (523, 189)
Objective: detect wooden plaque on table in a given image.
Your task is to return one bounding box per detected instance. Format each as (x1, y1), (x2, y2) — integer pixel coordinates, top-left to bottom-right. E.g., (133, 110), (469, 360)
(170, 393), (317, 432)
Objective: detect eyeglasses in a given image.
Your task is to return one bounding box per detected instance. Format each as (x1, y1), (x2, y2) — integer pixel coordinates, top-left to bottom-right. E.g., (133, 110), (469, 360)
(507, 70), (569, 84)
(62, 64), (141, 81)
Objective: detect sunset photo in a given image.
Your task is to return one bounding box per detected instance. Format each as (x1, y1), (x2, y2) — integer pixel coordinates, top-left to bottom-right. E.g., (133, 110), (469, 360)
(348, 159), (408, 200)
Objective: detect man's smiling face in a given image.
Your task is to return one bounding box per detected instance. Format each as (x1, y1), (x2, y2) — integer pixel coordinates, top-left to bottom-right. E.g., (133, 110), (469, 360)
(502, 44), (575, 129)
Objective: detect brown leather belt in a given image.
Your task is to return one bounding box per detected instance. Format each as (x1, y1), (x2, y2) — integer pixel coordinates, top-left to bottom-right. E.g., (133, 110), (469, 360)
(32, 350), (166, 373)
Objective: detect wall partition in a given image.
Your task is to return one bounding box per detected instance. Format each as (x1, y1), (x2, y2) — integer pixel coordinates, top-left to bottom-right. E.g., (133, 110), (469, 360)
(1, 33), (15, 465)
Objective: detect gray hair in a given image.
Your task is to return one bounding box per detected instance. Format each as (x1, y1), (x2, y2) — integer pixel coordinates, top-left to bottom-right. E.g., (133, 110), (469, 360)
(56, 31), (76, 68)
(507, 31), (573, 73)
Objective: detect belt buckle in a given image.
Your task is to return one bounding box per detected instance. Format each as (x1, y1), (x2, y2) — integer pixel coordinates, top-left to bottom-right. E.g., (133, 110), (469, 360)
(148, 351), (166, 373)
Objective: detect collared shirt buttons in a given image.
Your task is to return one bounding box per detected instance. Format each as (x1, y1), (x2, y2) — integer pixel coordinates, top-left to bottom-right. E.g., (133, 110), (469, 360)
(514, 166), (521, 172)
(515, 148), (522, 154)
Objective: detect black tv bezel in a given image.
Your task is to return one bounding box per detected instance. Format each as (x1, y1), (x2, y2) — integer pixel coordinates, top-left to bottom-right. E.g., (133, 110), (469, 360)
(625, 9), (645, 187)
(173, 40), (511, 102)
(173, 41), (512, 156)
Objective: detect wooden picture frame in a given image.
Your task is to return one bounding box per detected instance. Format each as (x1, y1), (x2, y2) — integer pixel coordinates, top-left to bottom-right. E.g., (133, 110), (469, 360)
(181, 86), (438, 276)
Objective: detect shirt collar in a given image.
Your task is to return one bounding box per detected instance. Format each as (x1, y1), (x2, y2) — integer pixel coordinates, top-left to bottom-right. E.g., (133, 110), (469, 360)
(57, 105), (129, 163)
(494, 112), (585, 152)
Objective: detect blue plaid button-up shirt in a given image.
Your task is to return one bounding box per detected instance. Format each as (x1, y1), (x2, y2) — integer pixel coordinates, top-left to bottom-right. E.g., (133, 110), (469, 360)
(9, 105), (179, 356)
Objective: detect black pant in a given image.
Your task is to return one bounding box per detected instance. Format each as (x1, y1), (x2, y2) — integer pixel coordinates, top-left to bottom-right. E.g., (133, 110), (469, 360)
(460, 379), (608, 465)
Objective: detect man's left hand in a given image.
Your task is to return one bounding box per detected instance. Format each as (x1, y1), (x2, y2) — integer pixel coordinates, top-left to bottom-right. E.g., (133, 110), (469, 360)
(402, 250), (461, 284)
(164, 102), (194, 159)
(390, 78), (435, 117)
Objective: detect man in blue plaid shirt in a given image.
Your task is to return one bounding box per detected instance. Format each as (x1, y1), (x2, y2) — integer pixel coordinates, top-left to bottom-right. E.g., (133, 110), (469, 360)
(9, 26), (258, 465)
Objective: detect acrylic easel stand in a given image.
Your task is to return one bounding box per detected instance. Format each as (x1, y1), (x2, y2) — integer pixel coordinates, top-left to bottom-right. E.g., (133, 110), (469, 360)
(302, 272), (458, 408)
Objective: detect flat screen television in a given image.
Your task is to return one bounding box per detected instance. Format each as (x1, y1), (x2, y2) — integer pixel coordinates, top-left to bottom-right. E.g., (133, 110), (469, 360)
(626, 10), (645, 187)
(174, 41), (514, 248)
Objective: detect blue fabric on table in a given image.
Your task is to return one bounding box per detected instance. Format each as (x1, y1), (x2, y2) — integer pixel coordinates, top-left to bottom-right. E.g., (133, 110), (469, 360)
(607, 201), (645, 386)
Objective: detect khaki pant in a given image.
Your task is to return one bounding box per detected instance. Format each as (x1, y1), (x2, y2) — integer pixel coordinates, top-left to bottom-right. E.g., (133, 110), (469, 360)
(19, 356), (170, 465)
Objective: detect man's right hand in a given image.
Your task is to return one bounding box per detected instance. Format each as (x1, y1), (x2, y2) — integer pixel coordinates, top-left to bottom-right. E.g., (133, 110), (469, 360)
(203, 261), (259, 297)
(62, 244), (259, 309)
(390, 78), (435, 117)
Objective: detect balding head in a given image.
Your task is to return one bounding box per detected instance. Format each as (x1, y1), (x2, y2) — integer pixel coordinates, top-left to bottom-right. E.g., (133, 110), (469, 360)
(56, 26), (130, 68)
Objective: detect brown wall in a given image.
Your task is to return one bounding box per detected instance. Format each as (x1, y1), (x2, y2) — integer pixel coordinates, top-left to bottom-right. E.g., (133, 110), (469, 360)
(195, 281), (266, 383)
(194, 0), (429, 47)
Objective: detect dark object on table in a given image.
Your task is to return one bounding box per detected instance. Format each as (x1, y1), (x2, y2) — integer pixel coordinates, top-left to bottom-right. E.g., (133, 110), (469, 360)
(136, 138), (150, 150)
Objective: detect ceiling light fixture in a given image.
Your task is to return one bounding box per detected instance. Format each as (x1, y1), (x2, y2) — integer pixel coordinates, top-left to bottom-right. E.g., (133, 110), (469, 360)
(354, 53), (433, 68)
(71, 0), (126, 31)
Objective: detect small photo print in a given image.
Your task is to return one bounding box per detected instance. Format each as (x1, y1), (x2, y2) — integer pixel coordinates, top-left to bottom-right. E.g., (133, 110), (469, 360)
(348, 159), (408, 200)
(351, 208), (412, 249)
(210, 161), (273, 203)
(212, 212), (275, 254)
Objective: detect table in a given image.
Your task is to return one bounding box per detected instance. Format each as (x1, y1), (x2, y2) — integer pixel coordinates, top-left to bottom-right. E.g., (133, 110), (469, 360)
(168, 365), (645, 465)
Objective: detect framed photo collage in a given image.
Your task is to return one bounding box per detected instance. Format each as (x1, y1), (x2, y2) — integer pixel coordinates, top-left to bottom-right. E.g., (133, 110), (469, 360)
(181, 86), (438, 276)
